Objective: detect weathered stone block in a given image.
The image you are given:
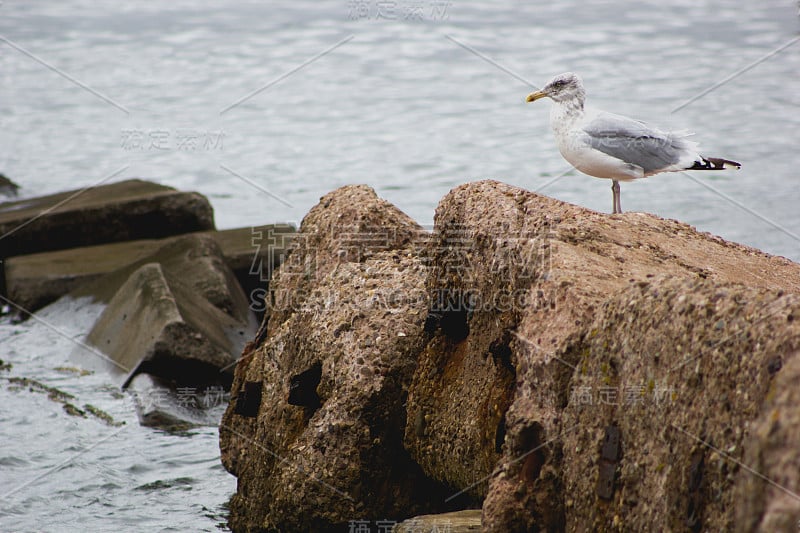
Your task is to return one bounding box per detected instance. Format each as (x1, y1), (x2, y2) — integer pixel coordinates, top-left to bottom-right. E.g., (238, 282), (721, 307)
(0, 178), (214, 258)
(219, 185), (451, 531)
(71, 234), (257, 389)
(72, 233), (255, 325)
(76, 261), (244, 388)
(3, 224), (294, 313)
(395, 180), (800, 531)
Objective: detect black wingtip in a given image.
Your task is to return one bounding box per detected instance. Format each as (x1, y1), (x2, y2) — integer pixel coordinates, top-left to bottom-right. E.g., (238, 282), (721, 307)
(689, 157), (741, 171)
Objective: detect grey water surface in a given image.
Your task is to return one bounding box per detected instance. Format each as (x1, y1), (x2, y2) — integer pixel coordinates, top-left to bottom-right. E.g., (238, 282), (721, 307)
(1, 1), (799, 531)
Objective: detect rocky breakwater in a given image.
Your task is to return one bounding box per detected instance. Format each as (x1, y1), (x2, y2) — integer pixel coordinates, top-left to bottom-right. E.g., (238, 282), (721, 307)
(1, 179), (294, 428)
(221, 179), (800, 532)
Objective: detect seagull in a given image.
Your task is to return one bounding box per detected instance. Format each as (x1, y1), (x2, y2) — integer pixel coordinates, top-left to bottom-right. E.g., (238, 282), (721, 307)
(526, 72), (740, 214)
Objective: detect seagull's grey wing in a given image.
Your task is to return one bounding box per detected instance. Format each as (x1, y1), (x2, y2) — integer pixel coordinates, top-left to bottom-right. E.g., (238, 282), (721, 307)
(582, 112), (694, 173)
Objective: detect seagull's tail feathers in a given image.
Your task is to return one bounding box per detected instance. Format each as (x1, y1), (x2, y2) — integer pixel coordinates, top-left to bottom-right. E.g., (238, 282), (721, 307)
(687, 157), (741, 171)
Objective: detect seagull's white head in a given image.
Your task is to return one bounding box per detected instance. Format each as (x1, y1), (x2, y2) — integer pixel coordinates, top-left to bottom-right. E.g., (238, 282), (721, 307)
(526, 72), (586, 105)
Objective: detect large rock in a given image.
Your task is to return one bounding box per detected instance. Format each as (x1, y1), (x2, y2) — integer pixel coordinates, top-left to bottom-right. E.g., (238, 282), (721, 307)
(218, 180), (800, 531)
(3, 224), (295, 313)
(72, 234), (257, 387)
(399, 180), (800, 531)
(0, 178), (214, 258)
(219, 185), (455, 531)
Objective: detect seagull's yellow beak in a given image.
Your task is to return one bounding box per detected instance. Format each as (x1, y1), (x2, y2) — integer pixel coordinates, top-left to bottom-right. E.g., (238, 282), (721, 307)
(526, 90), (548, 103)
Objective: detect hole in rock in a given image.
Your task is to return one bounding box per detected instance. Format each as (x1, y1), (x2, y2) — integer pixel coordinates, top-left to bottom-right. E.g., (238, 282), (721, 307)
(288, 361), (322, 413)
(234, 380), (263, 418)
(518, 423), (545, 482)
(432, 289), (473, 342)
(495, 413), (507, 454)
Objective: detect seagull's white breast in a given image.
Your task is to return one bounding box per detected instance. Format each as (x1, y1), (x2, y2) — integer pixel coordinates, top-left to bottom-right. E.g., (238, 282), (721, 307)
(550, 104), (644, 182)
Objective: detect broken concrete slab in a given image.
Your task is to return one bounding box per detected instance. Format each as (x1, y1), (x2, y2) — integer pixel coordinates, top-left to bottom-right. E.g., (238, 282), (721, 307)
(74, 261), (247, 388)
(71, 233), (257, 326)
(69, 234), (258, 388)
(3, 224), (295, 313)
(0, 178), (214, 258)
(4, 238), (160, 313)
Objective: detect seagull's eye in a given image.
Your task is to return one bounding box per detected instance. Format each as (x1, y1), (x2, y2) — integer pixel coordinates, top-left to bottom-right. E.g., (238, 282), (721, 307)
(551, 80), (567, 89)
